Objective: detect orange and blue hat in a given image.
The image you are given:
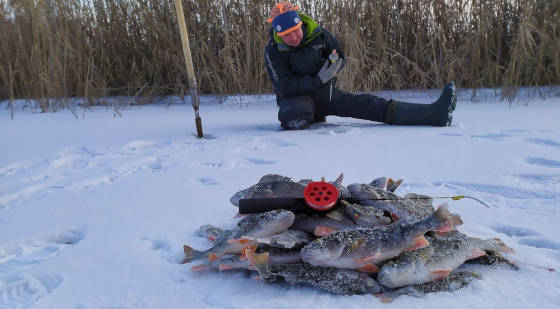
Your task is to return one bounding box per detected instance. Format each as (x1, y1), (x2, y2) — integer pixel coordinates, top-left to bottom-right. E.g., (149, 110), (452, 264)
(267, 2), (302, 36)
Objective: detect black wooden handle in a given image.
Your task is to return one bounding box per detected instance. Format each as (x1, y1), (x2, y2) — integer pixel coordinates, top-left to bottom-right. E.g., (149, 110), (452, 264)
(239, 197), (308, 214)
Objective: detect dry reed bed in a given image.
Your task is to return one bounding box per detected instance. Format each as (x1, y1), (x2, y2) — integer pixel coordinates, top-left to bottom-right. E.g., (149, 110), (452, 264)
(0, 0), (558, 111)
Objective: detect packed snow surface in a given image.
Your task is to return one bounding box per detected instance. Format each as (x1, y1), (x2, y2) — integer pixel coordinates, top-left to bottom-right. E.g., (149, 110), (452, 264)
(1, 89), (560, 308)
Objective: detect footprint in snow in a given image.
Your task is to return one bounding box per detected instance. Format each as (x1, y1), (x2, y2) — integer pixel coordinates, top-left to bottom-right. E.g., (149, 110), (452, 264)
(491, 224), (560, 251)
(0, 183), (53, 209)
(0, 229), (84, 308)
(246, 158), (276, 165)
(523, 138), (560, 149)
(198, 178), (220, 185)
(1, 144), (167, 208)
(504, 129), (532, 134)
(512, 174), (560, 186)
(0, 162), (30, 178)
(141, 238), (180, 263)
(525, 157), (560, 169)
(518, 238), (560, 251)
(1, 147), (97, 177)
(433, 181), (560, 199)
(439, 133), (464, 137)
(189, 162), (223, 169)
(0, 274), (63, 309)
(491, 224), (539, 237)
(270, 138), (297, 147)
(47, 147), (99, 171)
(123, 140), (155, 152)
(469, 133), (512, 141)
(0, 228), (86, 275)
(71, 157), (164, 189)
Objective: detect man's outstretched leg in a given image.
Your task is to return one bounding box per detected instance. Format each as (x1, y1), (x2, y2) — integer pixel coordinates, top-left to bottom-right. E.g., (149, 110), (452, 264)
(277, 96), (316, 130)
(313, 88), (389, 123)
(384, 82), (457, 126)
(314, 82), (457, 127)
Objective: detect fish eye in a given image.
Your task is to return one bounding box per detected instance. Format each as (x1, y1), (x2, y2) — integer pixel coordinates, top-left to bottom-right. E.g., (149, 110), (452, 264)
(354, 214), (360, 219)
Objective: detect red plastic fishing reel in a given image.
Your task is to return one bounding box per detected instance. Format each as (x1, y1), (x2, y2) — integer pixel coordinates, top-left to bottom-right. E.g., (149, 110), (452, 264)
(238, 180), (340, 214)
(303, 181), (339, 211)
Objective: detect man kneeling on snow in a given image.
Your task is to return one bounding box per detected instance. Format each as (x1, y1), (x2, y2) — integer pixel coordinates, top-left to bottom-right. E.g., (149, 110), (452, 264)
(265, 2), (457, 130)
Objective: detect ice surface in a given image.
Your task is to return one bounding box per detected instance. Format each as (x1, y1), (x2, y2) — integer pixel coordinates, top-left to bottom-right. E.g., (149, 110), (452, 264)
(1, 91), (559, 308)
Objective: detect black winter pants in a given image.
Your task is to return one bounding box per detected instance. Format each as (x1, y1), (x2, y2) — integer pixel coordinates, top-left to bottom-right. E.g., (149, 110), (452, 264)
(277, 86), (389, 130)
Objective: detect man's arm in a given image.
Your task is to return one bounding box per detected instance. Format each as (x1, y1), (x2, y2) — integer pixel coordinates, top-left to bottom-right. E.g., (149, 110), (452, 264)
(264, 45), (323, 98)
(322, 28), (346, 71)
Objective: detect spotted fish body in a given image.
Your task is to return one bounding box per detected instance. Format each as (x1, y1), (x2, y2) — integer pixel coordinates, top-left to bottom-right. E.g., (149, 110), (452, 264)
(290, 203), (391, 237)
(403, 193), (434, 213)
(342, 201), (392, 227)
(229, 174), (306, 206)
(246, 250), (384, 295)
(264, 247), (304, 265)
(190, 247), (301, 272)
(234, 210), (295, 237)
(189, 254), (253, 272)
(348, 183), (434, 221)
(182, 210), (296, 263)
(300, 205), (459, 272)
(183, 229), (255, 264)
(244, 229), (313, 249)
(267, 264), (384, 295)
(378, 272), (480, 303)
(230, 174), (350, 207)
(377, 230), (515, 288)
(290, 212), (359, 236)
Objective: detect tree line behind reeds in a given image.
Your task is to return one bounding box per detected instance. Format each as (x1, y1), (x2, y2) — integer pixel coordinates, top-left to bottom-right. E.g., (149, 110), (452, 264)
(1, 0), (558, 110)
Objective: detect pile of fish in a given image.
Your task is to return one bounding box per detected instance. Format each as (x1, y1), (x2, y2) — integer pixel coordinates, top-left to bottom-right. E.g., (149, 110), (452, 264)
(183, 174), (518, 301)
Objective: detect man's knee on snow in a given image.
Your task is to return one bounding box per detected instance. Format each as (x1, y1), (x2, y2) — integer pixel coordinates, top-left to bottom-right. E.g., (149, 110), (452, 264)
(278, 96), (316, 130)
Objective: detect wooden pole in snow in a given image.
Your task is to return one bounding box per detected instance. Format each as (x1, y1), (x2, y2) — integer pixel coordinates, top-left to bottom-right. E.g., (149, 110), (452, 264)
(173, 0), (203, 138)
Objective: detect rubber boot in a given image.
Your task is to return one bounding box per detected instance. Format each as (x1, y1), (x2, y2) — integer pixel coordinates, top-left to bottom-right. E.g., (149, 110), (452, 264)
(384, 82), (457, 126)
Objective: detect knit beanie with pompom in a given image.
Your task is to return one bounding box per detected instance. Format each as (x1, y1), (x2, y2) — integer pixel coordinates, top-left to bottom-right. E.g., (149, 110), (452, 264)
(267, 2), (302, 36)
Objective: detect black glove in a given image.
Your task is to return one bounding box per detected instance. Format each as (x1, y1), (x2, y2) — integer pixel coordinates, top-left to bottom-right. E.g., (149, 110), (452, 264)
(317, 59), (344, 84)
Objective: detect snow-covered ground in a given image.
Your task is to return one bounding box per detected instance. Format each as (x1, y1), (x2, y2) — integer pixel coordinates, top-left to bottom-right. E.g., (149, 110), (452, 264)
(1, 89), (560, 308)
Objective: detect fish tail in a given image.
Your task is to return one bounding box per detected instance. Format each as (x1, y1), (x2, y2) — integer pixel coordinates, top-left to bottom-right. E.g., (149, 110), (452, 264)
(181, 245), (205, 264)
(386, 178), (403, 192)
(451, 213), (464, 226)
(485, 238), (516, 254)
(245, 248), (270, 279)
(369, 177), (387, 189)
(333, 173), (344, 186)
(428, 203), (459, 233)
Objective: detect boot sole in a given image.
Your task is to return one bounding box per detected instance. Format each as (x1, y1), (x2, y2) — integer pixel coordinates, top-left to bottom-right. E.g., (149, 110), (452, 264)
(446, 82), (457, 126)
(432, 82), (457, 127)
